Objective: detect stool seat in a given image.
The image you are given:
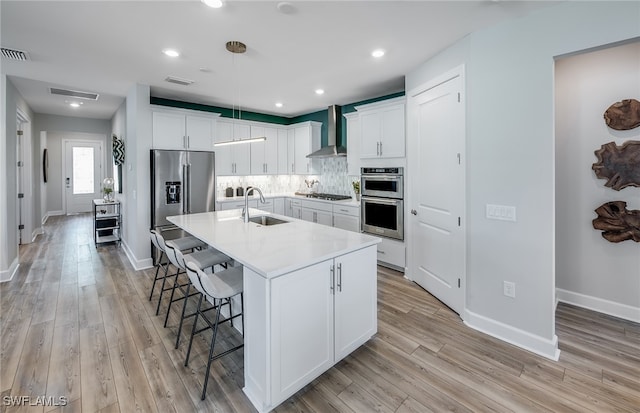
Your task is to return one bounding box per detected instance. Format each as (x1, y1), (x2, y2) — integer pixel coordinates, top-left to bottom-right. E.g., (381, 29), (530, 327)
(198, 265), (243, 300)
(169, 236), (206, 252)
(185, 249), (231, 272)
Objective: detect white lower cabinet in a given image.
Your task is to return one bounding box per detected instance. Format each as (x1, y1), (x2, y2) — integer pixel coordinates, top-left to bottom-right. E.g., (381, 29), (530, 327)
(377, 236), (406, 270)
(301, 199), (333, 227)
(332, 204), (360, 233)
(243, 246), (377, 411)
(274, 198), (285, 215)
(256, 198), (275, 213)
(217, 200), (257, 211)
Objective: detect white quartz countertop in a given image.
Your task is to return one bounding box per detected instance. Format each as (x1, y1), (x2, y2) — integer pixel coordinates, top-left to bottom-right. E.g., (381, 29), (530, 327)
(167, 209), (379, 279)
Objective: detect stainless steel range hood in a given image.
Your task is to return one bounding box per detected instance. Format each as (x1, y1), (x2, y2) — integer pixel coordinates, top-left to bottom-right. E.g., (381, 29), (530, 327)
(307, 105), (346, 158)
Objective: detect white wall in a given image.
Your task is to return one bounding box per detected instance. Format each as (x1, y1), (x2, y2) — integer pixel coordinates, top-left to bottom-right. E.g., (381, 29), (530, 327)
(555, 41), (640, 321)
(122, 84), (153, 270)
(406, 1), (640, 359)
(1, 76), (35, 280)
(34, 114), (111, 215)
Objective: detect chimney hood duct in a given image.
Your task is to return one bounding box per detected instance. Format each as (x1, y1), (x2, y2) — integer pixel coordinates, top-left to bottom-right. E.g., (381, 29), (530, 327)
(307, 105), (346, 158)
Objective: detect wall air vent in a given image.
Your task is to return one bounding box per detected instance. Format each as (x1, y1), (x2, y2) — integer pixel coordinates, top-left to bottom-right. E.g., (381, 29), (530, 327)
(50, 87), (99, 100)
(1, 47), (29, 61)
(165, 76), (194, 86)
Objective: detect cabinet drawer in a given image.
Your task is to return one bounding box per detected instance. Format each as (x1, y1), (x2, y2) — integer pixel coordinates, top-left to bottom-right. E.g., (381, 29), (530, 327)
(332, 204), (359, 217)
(301, 199), (333, 213)
(377, 237), (405, 269)
(218, 200), (258, 210)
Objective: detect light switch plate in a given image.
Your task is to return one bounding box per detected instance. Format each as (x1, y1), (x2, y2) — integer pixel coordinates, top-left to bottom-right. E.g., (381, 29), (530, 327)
(486, 204), (516, 222)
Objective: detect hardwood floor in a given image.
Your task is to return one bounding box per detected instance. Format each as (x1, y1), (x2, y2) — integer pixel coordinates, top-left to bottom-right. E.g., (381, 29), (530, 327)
(1, 214), (639, 412)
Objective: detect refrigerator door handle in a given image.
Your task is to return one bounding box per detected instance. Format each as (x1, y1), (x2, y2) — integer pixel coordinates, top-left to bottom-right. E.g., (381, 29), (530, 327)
(186, 163), (191, 213)
(182, 164), (188, 214)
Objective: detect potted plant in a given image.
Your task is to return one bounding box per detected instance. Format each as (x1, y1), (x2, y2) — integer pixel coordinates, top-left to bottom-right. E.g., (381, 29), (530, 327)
(352, 180), (360, 201)
(102, 177), (115, 202)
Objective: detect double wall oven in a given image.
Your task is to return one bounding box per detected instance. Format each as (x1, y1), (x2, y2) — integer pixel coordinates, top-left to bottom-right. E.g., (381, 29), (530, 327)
(361, 167), (404, 240)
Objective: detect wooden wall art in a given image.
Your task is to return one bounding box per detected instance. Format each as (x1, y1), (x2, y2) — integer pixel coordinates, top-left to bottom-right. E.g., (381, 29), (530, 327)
(603, 98), (640, 130)
(592, 201), (640, 243)
(592, 140), (640, 190)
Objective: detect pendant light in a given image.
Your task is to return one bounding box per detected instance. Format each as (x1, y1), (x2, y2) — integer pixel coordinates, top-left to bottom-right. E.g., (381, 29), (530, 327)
(214, 41), (266, 147)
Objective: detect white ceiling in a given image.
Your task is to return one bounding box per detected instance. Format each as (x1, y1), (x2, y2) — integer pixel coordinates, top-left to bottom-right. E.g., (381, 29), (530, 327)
(1, 1), (558, 120)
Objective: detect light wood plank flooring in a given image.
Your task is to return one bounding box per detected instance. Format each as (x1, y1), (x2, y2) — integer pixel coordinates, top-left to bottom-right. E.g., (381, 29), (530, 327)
(1, 214), (639, 412)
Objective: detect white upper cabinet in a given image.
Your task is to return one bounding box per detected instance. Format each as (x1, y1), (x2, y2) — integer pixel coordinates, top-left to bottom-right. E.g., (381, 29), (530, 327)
(215, 120), (251, 175)
(277, 128), (290, 175)
(250, 126), (278, 175)
(152, 108), (218, 151)
(291, 121), (321, 175)
(356, 97), (405, 159)
(344, 112), (360, 175)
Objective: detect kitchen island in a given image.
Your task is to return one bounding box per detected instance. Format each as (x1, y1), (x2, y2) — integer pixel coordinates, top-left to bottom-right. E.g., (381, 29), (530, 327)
(167, 209), (380, 412)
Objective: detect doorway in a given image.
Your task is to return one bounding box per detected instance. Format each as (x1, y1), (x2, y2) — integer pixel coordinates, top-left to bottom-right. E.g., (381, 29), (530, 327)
(63, 140), (103, 214)
(407, 66), (466, 316)
(16, 109), (32, 244)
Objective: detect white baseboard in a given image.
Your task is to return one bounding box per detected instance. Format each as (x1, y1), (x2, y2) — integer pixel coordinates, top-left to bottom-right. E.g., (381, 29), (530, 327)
(47, 210), (64, 217)
(121, 239), (153, 271)
(31, 227), (44, 242)
(464, 309), (560, 361)
(0, 257), (19, 283)
(556, 288), (640, 323)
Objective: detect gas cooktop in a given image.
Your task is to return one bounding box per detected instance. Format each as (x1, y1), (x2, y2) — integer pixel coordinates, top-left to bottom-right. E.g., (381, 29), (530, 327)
(295, 192), (352, 201)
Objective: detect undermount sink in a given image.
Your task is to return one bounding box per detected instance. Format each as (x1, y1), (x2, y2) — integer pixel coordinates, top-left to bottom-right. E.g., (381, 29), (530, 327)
(247, 215), (289, 226)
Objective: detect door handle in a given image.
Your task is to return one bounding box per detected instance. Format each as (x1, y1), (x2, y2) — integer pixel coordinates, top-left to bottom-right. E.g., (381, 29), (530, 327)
(411, 209), (417, 215)
(65, 177), (70, 188)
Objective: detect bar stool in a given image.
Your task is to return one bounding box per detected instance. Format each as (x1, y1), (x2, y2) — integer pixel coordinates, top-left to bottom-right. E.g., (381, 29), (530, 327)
(184, 259), (244, 400)
(164, 240), (231, 347)
(149, 230), (206, 316)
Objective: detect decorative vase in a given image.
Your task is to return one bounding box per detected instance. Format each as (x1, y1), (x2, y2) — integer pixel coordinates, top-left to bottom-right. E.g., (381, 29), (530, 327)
(103, 177), (115, 202)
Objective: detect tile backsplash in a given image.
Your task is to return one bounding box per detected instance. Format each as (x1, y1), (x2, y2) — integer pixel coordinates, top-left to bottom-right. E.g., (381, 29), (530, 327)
(216, 157), (359, 198)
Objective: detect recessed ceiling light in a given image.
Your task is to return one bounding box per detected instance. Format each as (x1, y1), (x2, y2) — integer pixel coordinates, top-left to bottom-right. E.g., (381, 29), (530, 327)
(163, 49), (180, 58)
(315, 89), (325, 95)
(69, 102), (81, 108)
(201, 0), (224, 8)
(372, 49), (385, 58)
(275, 102), (283, 108)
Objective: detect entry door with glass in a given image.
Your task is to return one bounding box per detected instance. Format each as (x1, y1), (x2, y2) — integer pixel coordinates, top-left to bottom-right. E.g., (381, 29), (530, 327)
(64, 140), (103, 214)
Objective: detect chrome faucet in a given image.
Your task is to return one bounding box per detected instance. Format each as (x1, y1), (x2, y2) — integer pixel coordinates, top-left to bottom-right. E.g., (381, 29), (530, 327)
(243, 186), (266, 223)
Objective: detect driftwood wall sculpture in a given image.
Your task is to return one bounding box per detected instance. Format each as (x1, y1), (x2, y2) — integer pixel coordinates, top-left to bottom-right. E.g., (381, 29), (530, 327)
(593, 201), (640, 243)
(604, 98), (640, 130)
(592, 140), (640, 190)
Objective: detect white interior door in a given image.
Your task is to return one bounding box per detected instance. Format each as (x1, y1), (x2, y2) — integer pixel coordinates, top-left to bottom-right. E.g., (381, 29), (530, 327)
(408, 72), (465, 315)
(64, 140), (102, 214)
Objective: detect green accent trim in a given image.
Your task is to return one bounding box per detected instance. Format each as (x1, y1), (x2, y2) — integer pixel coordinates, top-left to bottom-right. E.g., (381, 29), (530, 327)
(150, 97), (290, 125)
(150, 90), (405, 147)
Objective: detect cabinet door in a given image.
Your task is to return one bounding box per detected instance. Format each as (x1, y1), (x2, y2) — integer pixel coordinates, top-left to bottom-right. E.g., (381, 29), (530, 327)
(291, 206), (302, 220)
(271, 259), (334, 403)
(264, 127), (278, 174)
(380, 105), (405, 158)
(250, 126), (266, 174)
(287, 130), (295, 174)
(300, 208), (314, 222)
(274, 198), (285, 215)
(333, 214), (360, 232)
(153, 111), (186, 149)
(334, 246), (377, 361)
(345, 114), (361, 175)
(214, 121), (233, 175)
(294, 126), (311, 174)
(186, 115), (214, 150)
(316, 210), (333, 226)
(232, 123), (251, 175)
(277, 129), (289, 175)
(359, 111), (381, 159)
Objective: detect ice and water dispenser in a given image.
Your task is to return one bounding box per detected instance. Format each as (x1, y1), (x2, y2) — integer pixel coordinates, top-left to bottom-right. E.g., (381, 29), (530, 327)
(165, 181), (181, 205)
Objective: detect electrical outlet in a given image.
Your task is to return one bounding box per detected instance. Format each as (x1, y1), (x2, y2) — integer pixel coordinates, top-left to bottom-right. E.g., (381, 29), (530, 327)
(486, 204), (517, 222)
(503, 281), (516, 298)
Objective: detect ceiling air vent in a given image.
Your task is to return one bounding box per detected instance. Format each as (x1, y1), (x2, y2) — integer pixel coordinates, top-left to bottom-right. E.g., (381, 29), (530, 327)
(165, 76), (194, 86)
(1, 47), (29, 61)
(50, 87), (99, 101)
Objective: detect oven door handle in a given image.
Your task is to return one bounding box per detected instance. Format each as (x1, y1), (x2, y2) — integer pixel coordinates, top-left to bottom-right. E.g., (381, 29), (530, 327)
(361, 196), (401, 205)
(363, 175), (400, 181)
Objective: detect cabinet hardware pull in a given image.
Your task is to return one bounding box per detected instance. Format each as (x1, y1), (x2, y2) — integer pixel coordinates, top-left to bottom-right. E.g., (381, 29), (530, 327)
(376, 142), (379, 156)
(379, 141), (382, 156)
(337, 263), (342, 292)
(330, 265), (335, 294)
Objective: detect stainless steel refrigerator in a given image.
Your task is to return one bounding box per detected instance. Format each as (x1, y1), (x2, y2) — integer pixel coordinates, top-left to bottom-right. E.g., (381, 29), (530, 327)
(150, 149), (216, 248)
